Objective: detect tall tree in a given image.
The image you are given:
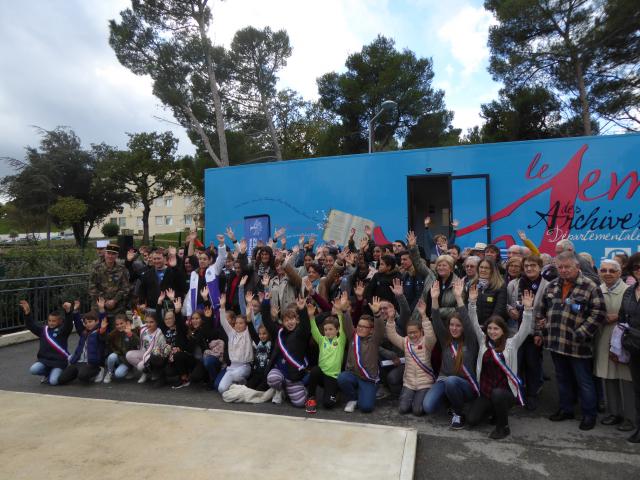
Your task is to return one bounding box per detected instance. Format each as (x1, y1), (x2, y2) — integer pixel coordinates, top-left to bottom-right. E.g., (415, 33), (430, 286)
(228, 26), (292, 161)
(486, 0), (639, 136)
(97, 131), (182, 244)
(109, 0), (230, 166)
(0, 127), (129, 247)
(317, 35), (455, 153)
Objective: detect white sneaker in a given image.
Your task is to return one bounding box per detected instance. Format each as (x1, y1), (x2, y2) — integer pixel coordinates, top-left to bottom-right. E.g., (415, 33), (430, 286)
(94, 367), (105, 383)
(125, 369), (136, 380)
(137, 373), (148, 384)
(344, 400), (357, 413)
(103, 371), (113, 384)
(272, 390), (284, 404)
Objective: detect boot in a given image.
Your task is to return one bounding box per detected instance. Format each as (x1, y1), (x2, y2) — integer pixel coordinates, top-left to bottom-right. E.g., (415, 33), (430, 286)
(628, 428), (640, 444)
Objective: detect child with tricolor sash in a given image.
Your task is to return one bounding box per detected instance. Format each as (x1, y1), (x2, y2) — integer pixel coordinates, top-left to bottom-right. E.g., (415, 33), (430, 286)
(466, 285), (535, 439)
(304, 292), (349, 413)
(337, 296), (386, 413)
(385, 292), (437, 416)
(423, 278), (480, 429)
(21, 299), (74, 386)
(261, 293), (311, 407)
(58, 298), (108, 385)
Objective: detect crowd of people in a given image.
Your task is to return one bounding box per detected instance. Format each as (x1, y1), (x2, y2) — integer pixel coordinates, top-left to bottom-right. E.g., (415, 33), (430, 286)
(21, 220), (640, 442)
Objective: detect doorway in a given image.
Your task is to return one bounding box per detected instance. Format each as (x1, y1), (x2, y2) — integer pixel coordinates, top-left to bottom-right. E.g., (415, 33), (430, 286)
(407, 175), (451, 249)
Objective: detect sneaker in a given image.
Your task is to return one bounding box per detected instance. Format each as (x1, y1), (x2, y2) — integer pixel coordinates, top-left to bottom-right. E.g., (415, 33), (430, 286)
(103, 371), (113, 384)
(489, 426), (510, 440)
(617, 419), (635, 432)
(272, 390), (284, 404)
(344, 400), (357, 413)
(40, 376), (49, 384)
(137, 373), (148, 384)
(305, 398), (317, 414)
(579, 416), (596, 431)
(601, 414), (623, 426)
(451, 414), (464, 430)
(172, 380), (190, 390)
(93, 367), (105, 383)
(376, 385), (390, 400)
(549, 410), (574, 422)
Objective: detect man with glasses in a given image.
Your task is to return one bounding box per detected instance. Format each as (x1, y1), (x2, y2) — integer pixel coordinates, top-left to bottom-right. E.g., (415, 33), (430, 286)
(539, 251), (606, 430)
(507, 255), (548, 410)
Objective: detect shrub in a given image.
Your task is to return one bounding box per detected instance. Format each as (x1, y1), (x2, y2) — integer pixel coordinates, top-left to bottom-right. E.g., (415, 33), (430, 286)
(101, 223), (120, 238)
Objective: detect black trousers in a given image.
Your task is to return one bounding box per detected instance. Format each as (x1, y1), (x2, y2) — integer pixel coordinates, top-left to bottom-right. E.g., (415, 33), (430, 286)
(170, 351), (197, 378)
(630, 352), (640, 425)
(307, 365), (339, 408)
(58, 363), (100, 385)
(467, 388), (515, 428)
(246, 369), (269, 391)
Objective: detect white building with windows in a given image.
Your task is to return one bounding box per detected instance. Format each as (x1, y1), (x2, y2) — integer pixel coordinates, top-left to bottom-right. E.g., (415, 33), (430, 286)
(95, 194), (201, 237)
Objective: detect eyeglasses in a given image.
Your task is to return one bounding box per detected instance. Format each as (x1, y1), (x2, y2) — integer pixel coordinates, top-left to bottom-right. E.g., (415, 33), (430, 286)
(357, 324), (373, 329)
(599, 269), (618, 274)
(523, 264), (538, 269)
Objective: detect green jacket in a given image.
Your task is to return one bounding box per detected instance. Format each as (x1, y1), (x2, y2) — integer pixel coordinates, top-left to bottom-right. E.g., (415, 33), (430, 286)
(310, 313), (347, 379)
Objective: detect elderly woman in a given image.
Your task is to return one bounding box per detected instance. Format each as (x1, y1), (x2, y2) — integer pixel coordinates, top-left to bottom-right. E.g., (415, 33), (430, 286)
(463, 256), (481, 285)
(505, 256), (523, 285)
(595, 259), (634, 432)
(424, 254), (460, 321)
(618, 253), (640, 443)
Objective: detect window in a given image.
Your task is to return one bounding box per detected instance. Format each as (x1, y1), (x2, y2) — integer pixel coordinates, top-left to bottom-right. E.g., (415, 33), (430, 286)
(109, 217), (118, 225)
(184, 214), (193, 225)
(164, 196), (173, 207)
(118, 217), (126, 227)
(183, 195), (193, 205)
(165, 215), (173, 226)
(155, 216), (163, 226)
(154, 198), (163, 207)
(136, 217), (143, 227)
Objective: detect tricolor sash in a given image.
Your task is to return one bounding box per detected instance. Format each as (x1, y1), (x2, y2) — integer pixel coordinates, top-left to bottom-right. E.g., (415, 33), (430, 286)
(450, 342), (479, 396)
(353, 333), (378, 383)
(44, 326), (70, 360)
(141, 326), (161, 365)
(277, 328), (307, 371)
(188, 270), (198, 316)
(488, 343), (525, 406)
(205, 265), (221, 309)
(406, 337), (436, 382)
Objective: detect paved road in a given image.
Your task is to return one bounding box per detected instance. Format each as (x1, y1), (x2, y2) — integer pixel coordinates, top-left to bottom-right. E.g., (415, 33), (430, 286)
(1, 338), (638, 479)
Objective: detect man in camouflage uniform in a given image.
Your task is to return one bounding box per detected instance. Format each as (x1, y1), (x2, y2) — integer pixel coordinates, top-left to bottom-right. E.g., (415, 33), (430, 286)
(89, 243), (130, 319)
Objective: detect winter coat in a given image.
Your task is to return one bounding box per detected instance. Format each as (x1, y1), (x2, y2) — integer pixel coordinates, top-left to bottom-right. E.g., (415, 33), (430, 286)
(23, 310), (74, 369)
(594, 280), (631, 381)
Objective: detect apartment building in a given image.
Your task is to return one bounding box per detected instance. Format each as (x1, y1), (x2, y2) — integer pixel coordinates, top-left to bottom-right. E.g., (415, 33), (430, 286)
(95, 194), (202, 237)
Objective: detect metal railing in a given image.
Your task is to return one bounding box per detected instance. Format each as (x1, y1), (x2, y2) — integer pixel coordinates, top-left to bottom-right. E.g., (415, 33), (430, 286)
(0, 274), (90, 333)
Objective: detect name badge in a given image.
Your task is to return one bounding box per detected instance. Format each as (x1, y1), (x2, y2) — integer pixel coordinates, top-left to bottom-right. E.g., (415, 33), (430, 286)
(487, 296), (494, 303)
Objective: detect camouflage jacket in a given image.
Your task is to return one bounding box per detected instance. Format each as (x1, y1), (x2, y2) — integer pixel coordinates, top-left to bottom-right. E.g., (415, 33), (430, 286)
(89, 262), (130, 312)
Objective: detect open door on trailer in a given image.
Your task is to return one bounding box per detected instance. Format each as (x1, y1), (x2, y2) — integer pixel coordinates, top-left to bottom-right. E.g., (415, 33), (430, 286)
(450, 175), (491, 247)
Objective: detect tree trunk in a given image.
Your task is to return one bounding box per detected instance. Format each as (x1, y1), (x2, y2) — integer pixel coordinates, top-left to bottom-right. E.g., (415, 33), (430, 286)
(261, 94), (283, 161)
(142, 203), (151, 245)
(196, 11), (229, 167)
(182, 104), (224, 167)
(574, 59), (592, 136)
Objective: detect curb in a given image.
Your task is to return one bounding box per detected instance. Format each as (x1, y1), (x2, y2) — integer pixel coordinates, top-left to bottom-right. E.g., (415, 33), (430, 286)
(0, 330), (37, 348)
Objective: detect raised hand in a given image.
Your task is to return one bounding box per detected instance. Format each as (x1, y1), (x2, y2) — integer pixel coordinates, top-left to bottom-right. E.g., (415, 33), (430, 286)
(369, 296), (381, 315)
(295, 295), (306, 310)
(127, 249), (136, 262)
(306, 302), (317, 318)
(158, 290), (166, 304)
(219, 294), (226, 310)
(349, 227), (356, 239)
(204, 305), (213, 318)
(359, 236), (369, 251)
(274, 227), (286, 240)
(453, 278), (464, 299)
(406, 230), (417, 247)
(417, 298), (427, 317)
(424, 216), (431, 227)
(430, 281), (441, 300)
(167, 255), (177, 268)
(354, 281), (365, 300)
(225, 226), (236, 242)
(391, 277), (403, 297)
(451, 219), (460, 229)
(258, 291), (265, 303)
(19, 300), (31, 315)
(62, 301), (71, 313)
(468, 284), (478, 303)
(303, 276), (313, 294)
(166, 288), (175, 301)
(522, 289), (534, 309)
(73, 300), (81, 311)
(517, 230), (527, 241)
(338, 291), (350, 312)
(238, 239), (247, 254)
(271, 304), (280, 319)
(309, 235), (316, 247)
(244, 290), (254, 306)
(200, 286), (209, 300)
(173, 297), (182, 312)
(298, 235), (305, 246)
(97, 297), (106, 311)
(261, 274), (270, 288)
(364, 225), (372, 237)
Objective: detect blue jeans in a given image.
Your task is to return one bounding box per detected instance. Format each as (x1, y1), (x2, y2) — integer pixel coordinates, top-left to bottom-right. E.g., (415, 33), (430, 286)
(203, 356), (226, 390)
(423, 376), (475, 414)
(30, 362), (63, 385)
(551, 351), (597, 418)
(106, 353), (130, 379)
(337, 371), (377, 413)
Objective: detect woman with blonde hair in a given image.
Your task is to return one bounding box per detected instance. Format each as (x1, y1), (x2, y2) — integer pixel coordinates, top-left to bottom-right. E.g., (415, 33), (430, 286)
(467, 259), (507, 327)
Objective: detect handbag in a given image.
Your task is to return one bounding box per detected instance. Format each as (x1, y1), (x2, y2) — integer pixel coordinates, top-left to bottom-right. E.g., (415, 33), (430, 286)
(621, 324), (640, 356)
(610, 324), (630, 364)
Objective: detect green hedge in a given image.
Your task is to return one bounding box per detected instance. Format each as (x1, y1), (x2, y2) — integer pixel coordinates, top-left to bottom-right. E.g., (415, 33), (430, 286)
(0, 246), (97, 279)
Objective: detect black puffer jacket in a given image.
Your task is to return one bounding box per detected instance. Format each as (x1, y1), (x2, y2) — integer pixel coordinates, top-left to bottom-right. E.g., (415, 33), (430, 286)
(364, 268), (402, 308)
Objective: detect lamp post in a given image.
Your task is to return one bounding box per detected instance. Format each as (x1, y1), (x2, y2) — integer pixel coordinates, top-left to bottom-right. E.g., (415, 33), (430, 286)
(368, 100), (397, 153)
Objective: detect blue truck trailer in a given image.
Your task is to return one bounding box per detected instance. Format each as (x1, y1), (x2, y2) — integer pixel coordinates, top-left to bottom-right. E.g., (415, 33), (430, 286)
(204, 133), (640, 261)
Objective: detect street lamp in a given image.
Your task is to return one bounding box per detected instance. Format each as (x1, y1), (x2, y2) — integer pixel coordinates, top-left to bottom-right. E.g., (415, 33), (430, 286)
(368, 100), (397, 153)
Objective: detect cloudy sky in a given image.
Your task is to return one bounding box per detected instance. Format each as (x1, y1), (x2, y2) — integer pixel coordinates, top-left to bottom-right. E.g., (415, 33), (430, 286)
(0, 0), (500, 179)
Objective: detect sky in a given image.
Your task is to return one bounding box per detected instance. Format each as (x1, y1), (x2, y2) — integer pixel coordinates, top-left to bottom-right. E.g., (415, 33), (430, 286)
(0, 0), (501, 180)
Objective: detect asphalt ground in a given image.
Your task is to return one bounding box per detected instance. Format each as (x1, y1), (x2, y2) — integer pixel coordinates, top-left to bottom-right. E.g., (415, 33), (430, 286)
(1, 337), (638, 479)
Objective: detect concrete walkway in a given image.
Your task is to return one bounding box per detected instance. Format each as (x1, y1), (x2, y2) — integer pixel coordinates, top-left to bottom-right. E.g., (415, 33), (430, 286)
(0, 390), (416, 480)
